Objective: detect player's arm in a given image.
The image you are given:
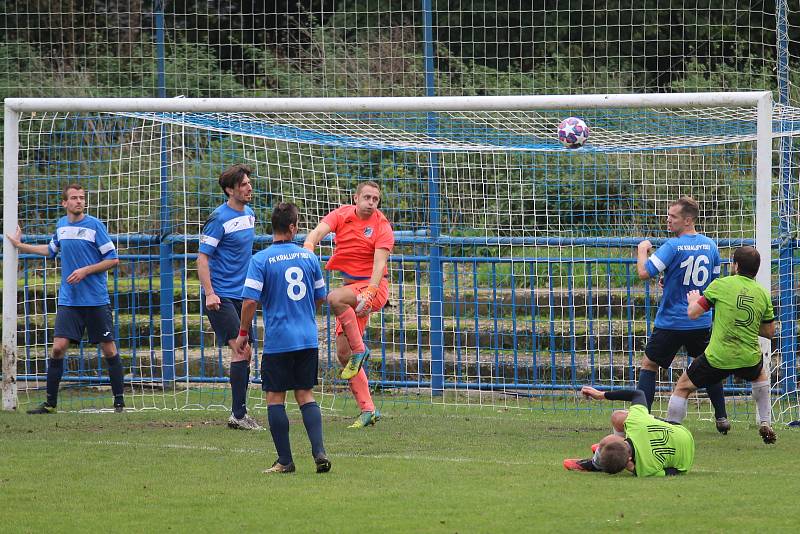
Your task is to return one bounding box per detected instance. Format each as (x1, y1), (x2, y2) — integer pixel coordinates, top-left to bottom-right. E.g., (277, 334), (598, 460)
(196, 252), (220, 310)
(303, 221), (332, 252)
(581, 386), (647, 407)
(635, 240), (653, 280)
(686, 289), (711, 320)
(759, 319), (776, 339)
(66, 257), (119, 285)
(5, 226), (51, 256)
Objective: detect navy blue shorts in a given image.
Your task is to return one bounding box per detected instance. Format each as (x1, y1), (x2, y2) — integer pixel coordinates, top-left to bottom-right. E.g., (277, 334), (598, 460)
(645, 327), (710, 368)
(687, 354), (763, 388)
(204, 297), (253, 347)
(261, 348), (319, 392)
(54, 305), (114, 344)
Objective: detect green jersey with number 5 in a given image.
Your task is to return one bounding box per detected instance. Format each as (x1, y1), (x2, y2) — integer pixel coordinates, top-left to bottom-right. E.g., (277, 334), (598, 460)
(702, 274), (775, 368)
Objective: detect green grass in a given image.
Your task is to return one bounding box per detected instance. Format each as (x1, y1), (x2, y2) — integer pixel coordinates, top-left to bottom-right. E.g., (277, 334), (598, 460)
(2, 400), (799, 532)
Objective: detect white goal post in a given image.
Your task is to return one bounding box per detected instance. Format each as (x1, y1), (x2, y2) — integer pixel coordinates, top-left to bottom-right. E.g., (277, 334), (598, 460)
(2, 92), (774, 412)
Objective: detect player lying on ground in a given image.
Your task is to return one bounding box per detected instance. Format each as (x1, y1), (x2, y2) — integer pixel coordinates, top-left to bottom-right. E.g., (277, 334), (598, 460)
(666, 246), (777, 445)
(564, 386), (695, 477)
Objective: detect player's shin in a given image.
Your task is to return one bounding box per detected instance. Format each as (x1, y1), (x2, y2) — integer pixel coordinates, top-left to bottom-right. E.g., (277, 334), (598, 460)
(104, 354), (125, 405)
(666, 394), (688, 423)
(46, 358), (65, 407)
(267, 404), (293, 465)
(751, 380), (772, 425)
(300, 401), (326, 457)
(349, 368), (375, 412)
(338, 307), (366, 354)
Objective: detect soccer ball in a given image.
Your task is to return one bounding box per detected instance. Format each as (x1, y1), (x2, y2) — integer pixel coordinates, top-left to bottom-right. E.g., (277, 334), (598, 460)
(557, 117), (590, 148)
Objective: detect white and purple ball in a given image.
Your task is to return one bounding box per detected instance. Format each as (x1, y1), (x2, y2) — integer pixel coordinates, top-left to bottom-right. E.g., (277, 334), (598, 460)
(557, 117), (590, 148)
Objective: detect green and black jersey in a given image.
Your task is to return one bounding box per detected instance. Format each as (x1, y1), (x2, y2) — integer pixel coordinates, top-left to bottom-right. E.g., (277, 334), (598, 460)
(702, 275), (775, 369)
(624, 405), (695, 477)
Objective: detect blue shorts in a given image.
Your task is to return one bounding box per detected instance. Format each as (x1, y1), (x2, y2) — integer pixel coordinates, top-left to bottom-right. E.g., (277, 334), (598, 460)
(645, 327), (710, 368)
(204, 297), (253, 347)
(261, 348), (319, 392)
(54, 305), (114, 344)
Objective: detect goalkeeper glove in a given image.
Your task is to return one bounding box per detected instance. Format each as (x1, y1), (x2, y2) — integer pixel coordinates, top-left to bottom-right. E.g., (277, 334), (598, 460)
(354, 284), (379, 317)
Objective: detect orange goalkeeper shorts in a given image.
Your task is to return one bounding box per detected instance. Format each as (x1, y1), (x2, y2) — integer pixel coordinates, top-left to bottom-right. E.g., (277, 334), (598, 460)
(335, 278), (389, 337)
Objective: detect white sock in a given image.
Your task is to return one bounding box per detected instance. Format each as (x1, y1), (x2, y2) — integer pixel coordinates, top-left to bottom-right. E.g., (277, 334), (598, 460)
(667, 395), (688, 423)
(751, 380), (771, 425)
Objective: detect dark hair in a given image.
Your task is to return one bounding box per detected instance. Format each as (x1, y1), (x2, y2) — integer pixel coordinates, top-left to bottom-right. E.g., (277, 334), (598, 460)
(271, 202), (299, 233)
(670, 196), (700, 220)
(598, 441), (630, 474)
(355, 180), (380, 196)
(218, 164), (252, 197)
(733, 246), (760, 278)
(62, 183), (84, 200)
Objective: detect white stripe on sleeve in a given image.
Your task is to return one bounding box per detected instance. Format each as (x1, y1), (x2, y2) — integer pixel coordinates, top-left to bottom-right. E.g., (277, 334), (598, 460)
(49, 240), (59, 253)
(200, 235), (220, 248)
(244, 278), (263, 291)
(712, 266), (721, 274)
(314, 278), (325, 289)
(649, 254), (666, 273)
(98, 241), (116, 254)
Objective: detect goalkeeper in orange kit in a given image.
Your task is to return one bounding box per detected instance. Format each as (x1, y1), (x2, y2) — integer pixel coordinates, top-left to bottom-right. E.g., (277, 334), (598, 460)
(303, 181), (394, 428)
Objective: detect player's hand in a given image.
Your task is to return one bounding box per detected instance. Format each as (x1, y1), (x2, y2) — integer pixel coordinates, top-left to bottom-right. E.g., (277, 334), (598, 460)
(205, 293), (221, 311)
(233, 335), (249, 357)
(658, 276), (664, 289)
(637, 240), (652, 253)
(581, 385), (605, 400)
(5, 225), (23, 248)
(303, 241), (315, 252)
(355, 284), (379, 317)
(66, 266), (89, 284)
(686, 289), (701, 305)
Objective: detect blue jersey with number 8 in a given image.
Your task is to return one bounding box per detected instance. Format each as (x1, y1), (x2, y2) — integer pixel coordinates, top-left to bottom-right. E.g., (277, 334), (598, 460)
(645, 233), (720, 329)
(242, 242), (326, 354)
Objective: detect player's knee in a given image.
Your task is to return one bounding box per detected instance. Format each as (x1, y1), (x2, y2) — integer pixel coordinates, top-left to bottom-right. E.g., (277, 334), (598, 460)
(611, 410), (628, 429)
(640, 356), (659, 371)
(51, 339), (69, 358)
(294, 389), (314, 405)
(100, 342), (117, 358)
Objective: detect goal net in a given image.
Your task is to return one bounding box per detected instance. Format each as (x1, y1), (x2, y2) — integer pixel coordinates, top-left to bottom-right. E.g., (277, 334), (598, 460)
(3, 93), (795, 423)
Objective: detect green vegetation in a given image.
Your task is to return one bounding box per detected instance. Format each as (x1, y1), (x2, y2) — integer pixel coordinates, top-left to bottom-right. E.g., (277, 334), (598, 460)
(1, 401), (799, 532)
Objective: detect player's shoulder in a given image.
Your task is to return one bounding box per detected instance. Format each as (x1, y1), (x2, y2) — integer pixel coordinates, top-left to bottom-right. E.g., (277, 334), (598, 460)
(55, 215), (69, 227)
(82, 214), (106, 228)
(374, 208), (392, 225)
(244, 205), (256, 217)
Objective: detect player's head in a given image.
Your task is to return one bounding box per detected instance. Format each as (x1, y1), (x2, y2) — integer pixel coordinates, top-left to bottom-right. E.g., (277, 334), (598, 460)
(353, 181), (381, 219)
(597, 438), (632, 474)
(271, 202), (299, 238)
(61, 183), (85, 216)
(219, 164), (253, 203)
(667, 196), (699, 235)
(732, 246), (760, 278)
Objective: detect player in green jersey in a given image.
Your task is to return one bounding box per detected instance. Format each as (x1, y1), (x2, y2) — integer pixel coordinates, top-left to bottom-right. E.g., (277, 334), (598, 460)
(666, 246), (777, 444)
(564, 386), (695, 477)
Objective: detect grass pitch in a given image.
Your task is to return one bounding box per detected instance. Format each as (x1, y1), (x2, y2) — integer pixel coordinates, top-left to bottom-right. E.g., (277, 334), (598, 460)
(1, 400), (799, 533)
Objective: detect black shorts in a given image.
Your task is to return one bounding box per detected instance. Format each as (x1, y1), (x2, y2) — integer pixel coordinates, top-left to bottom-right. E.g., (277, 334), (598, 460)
(261, 348), (319, 392)
(645, 327), (710, 368)
(203, 297), (253, 347)
(686, 354), (763, 388)
(54, 305), (114, 344)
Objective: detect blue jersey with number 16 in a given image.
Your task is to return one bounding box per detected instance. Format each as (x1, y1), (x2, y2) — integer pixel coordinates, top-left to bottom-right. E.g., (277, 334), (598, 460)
(242, 242), (326, 354)
(646, 233), (720, 330)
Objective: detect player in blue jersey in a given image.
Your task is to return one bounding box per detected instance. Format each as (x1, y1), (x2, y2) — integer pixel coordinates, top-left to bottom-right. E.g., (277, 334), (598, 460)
(234, 203), (330, 474)
(7, 184), (125, 413)
(197, 164), (260, 430)
(635, 196), (730, 433)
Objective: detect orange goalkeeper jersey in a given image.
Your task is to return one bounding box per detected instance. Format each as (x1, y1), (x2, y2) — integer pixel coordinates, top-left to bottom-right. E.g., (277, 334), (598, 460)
(321, 205), (394, 279)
